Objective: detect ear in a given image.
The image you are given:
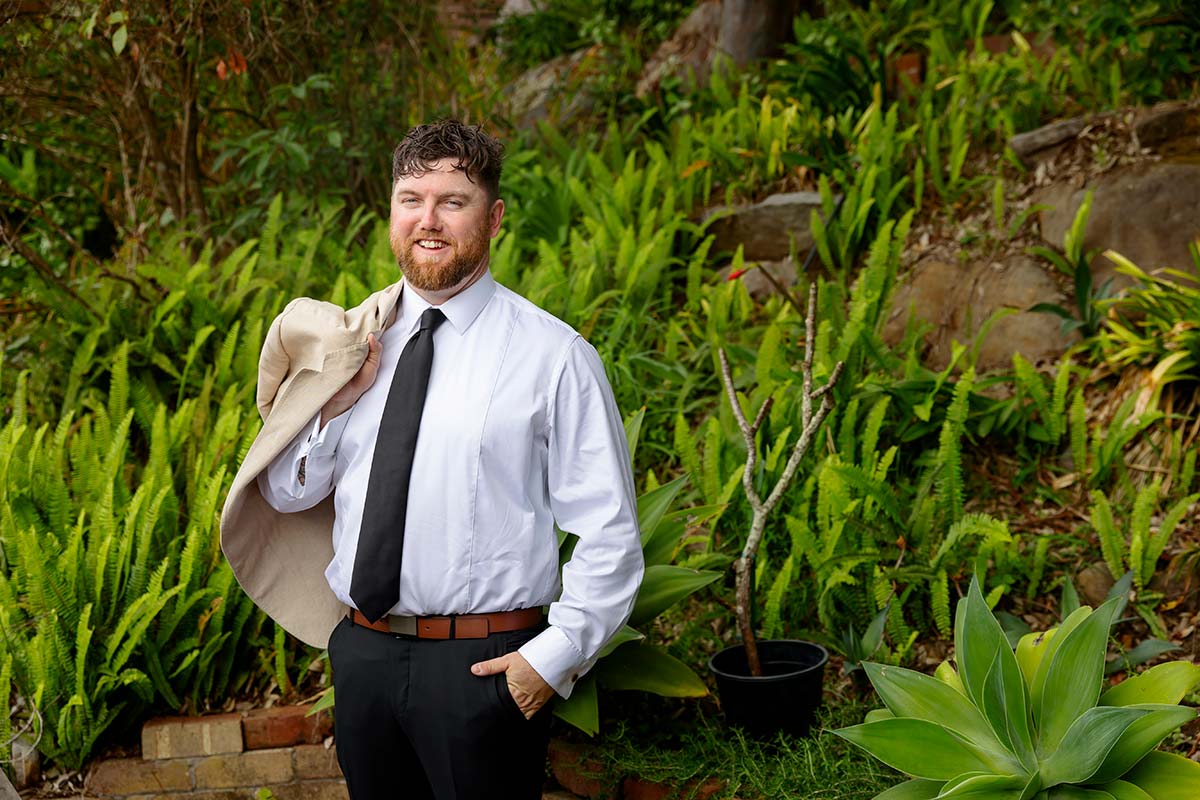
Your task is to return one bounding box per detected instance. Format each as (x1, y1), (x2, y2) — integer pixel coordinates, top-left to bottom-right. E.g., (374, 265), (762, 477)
(488, 198), (505, 238)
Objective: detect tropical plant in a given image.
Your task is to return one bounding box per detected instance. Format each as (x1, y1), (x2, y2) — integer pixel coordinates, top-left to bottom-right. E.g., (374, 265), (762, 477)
(835, 576), (1200, 799)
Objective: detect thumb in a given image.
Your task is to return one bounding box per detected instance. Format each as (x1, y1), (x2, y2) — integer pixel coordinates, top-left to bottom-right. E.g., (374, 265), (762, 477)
(470, 655), (509, 676)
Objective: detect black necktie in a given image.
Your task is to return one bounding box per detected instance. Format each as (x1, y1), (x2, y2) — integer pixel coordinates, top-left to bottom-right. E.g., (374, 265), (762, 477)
(351, 306), (446, 622)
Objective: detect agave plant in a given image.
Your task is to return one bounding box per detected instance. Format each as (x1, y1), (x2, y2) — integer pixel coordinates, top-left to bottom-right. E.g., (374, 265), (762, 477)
(835, 577), (1200, 799)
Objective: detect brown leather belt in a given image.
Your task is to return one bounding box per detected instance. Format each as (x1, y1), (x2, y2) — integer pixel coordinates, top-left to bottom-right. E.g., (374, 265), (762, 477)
(348, 607), (544, 639)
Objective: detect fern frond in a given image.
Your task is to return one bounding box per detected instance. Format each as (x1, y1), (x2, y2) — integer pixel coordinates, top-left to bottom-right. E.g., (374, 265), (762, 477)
(933, 368), (973, 525)
(1128, 480), (1161, 589)
(762, 555), (794, 640)
(930, 570), (951, 637)
(1089, 489), (1125, 580)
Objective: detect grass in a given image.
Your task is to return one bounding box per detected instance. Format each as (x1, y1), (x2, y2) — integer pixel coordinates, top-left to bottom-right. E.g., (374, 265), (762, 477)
(556, 691), (899, 799)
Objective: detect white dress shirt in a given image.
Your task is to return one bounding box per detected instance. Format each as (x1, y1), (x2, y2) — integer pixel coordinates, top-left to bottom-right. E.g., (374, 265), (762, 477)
(258, 270), (643, 698)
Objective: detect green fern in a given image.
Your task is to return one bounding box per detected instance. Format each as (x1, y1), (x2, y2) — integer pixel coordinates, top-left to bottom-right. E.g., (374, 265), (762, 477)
(930, 569), (951, 637)
(933, 367), (974, 525)
(762, 555), (794, 640)
(1069, 386), (1088, 481)
(1090, 489), (1125, 580)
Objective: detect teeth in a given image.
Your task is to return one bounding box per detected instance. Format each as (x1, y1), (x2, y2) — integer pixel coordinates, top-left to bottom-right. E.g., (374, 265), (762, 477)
(417, 239), (447, 248)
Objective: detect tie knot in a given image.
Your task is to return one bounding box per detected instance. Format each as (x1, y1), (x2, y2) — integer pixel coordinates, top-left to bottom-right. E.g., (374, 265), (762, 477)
(419, 307), (446, 332)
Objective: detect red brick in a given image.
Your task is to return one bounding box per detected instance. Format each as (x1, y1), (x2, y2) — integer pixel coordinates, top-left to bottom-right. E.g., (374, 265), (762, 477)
(242, 706), (333, 750)
(622, 775), (725, 800)
(142, 713), (244, 759)
(547, 739), (616, 800)
(194, 748), (294, 789)
(294, 744), (342, 780)
(86, 756), (192, 795)
(269, 781), (350, 800)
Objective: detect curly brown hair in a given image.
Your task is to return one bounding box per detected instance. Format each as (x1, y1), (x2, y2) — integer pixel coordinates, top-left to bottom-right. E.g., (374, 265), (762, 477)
(391, 120), (504, 201)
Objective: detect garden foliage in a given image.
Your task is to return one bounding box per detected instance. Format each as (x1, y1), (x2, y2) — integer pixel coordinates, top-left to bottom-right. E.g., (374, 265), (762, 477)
(2, 0), (1199, 778)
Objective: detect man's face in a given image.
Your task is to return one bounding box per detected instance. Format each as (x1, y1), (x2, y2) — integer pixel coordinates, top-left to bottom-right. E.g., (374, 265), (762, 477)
(389, 158), (504, 292)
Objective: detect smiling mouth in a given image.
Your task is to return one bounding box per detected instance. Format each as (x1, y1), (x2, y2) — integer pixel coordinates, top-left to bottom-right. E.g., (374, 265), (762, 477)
(415, 239), (450, 251)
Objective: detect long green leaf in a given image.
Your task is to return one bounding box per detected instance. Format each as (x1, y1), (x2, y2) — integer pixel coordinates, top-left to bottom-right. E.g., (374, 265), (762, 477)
(937, 774), (1024, 798)
(863, 663), (1011, 759)
(627, 565), (721, 628)
(595, 642), (707, 697)
(1100, 662), (1200, 707)
(1122, 751), (1200, 799)
(1034, 597), (1120, 755)
(1095, 780), (1153, 800)
(1038, 705), (1149, 786)
(956, 578), (1035, 766)
(834, 718), (1006, 780)
(873, 779), (944, 799)
(1088, 704), (1197, 785)
(637, 475), (688, 545)
(552, 672), (599, 736)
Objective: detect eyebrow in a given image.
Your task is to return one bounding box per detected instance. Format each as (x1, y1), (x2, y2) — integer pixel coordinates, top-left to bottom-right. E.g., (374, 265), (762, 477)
(395, 190), (471, 201)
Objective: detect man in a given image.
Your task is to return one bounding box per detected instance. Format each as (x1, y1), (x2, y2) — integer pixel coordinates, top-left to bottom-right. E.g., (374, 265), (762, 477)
(220, 120), (643, 799)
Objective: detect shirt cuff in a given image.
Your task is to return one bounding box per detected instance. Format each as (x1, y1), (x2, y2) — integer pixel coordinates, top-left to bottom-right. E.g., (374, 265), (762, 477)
(518, 625), (592, 700)
(300, 407), (351, 458)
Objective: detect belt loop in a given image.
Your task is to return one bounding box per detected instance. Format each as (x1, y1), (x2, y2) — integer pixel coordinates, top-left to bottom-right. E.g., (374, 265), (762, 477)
(449, 616), (456, 638)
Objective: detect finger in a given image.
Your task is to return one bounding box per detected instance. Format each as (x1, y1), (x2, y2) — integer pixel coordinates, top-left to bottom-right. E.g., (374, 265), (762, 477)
(470, 655), (509, 676)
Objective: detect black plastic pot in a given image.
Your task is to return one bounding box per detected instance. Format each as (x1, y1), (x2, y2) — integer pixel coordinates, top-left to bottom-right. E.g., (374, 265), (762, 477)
(708, 639), (828, 737)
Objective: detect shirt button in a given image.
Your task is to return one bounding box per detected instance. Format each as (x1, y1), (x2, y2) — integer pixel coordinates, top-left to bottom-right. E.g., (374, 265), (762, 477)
(570, 674), (578, 683)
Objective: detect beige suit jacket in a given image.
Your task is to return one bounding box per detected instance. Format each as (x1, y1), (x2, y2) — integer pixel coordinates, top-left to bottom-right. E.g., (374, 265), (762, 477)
(219, 279), (405, 648)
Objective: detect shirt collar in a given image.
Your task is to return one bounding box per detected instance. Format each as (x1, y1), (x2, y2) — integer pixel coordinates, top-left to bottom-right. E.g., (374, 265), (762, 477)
(398, 270), (497, 336)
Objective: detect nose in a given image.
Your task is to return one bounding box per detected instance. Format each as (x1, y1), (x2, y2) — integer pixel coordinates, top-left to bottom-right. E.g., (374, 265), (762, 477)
(419, 200), (441, 232)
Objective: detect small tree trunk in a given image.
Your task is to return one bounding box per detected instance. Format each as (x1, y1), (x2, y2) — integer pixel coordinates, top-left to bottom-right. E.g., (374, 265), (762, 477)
(735, 555), (762, 676)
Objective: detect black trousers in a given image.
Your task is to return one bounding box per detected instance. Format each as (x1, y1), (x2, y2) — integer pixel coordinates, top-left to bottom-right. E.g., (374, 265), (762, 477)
(327, 614), (553, 800)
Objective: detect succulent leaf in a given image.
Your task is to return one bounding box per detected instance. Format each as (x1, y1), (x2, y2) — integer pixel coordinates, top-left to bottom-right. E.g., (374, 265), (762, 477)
(935, 773), (1024, 798)
(1034, 596), (1121, 756)
(1016, 627), (1057, 687)
(955, 579), (1036, 767)
(935, 659), (966, 694)
(863, 662), (1012, 759)
(1100, 662), (1200, 708)
(1094, 780), (1153, 800)
(1121, 750), (1200, 798)
(1038, 706), (1151, 786)
(874, 779), (945, 800)
(1088, 705), (1197, 784)
(833, 718), (1005, 780)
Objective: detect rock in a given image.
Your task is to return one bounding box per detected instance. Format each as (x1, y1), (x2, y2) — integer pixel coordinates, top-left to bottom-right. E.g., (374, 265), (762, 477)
(883, 255), (1076, 373)
(1077, 562), (1115, 607)
(1133, 101), (1196, 148)
(637, 0), (812, 97)
(10, 736), (38, 789)
(715, 0), (804, 68)
(1035, 161), (1200, 290)
(1009, 116), (1088, 163)
(970, 256), (1073, 371)
(498, 0), (534, 19)
(721, 257), (798, 301)
(0, 768), (18, 800)
(505, 48), (599, 129)
(705, 191), (825, 261)
(636, 0), (722, 97)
